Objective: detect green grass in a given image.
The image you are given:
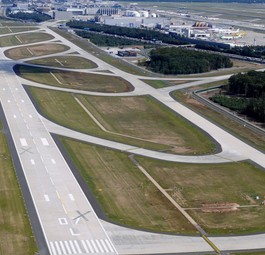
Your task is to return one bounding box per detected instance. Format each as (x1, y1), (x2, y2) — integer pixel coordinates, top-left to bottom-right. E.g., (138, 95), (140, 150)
(15, 65), (133, 92)
(171, 83), (265, 152)
(27, 55), (98, 69)
(232, 252), (265, 255)
(28, 87), (215, 154)
(50, 27), (158, 77)
(137, 156), (265, 235)
(0, 126), (37, 254)
(5, 43), (69, 60)
(0, 32), (53, 47)
(60, 137), (197, 234)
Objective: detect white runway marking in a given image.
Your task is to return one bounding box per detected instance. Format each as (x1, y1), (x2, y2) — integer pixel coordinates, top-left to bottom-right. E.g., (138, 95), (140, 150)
(56, 190), (60, 199)
(58, 218), (68, 225)
(7, 100), (10, 103)
(86, 240), (94, 253)
(44, 194), (50, 202)
(29, 114), (32, 118)
(64, 241), (71, 254)
(13, 115), (16, 118)
(15, 88), (18, 91)
(21, 99), (25, 103)
(105, 239), (114, 252)
(55, 241), (62, 255)
(50, 242), (57, 255)
(69, 194), (75, 201)
(96, 240), (104, 253)
(70, 228), (80, 236)
(51, 158), (56, 164)
(81, 240), (89, 253)
(69, 240), (77, 254)
(20, 138), (28, 147)
(91, 240), (99, 253)
(74, 240), (82, 254)
(62, 204), (67, 214)
(41, 137), (49, 146)
(101, 239), (109, 252)
(3, 88), (5, 91)
(30, 159), (35, 165)
(59, 241), (66, 255)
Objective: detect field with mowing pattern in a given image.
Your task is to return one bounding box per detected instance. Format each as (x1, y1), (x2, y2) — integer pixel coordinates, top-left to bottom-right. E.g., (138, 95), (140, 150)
(28, 87), (215, 154)
(137, 157), (265, 235)
(0, 33), (53, 47)
(16, 65), (133, 92)
(27, 55), (98, 69)
(60, 137), (197, 234)
(0, 124), (37, 255)
(5, 43), (69, 60)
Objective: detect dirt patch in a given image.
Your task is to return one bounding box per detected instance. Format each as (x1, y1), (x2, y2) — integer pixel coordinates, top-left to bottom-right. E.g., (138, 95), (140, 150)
(202, 203), (239, 213)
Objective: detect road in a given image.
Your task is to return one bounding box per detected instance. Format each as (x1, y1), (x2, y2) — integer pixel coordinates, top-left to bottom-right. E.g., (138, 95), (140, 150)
(0, 21), (265, 255)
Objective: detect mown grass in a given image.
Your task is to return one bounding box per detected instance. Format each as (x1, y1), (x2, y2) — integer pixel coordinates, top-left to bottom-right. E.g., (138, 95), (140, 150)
(15, 65), (133, 92)
(0, 125), (37, 255)
(232, 252), (265, 255)
(137, 156), (265, 235)
(28, 87), (215, 154)
(51, 27), (157, 77)
(27, 55), (98, 69)
(0, 32), (53, 47)
(5, 43), (69, 60)
(171, 82), (265, 152)
(60, 137), (197, 234)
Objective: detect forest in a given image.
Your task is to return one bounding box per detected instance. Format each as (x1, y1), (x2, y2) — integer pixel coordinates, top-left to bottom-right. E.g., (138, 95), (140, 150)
(8, 12), (51, 22)
(67, 20), (186, 46)
(145, 47), (232, 74)
(211, 71), (265, 123)
(75, 30), (147, 47)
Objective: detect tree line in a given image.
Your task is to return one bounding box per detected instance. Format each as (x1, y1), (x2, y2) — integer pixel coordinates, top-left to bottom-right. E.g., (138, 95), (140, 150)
(7, 11), (51, 22)
(75, 30), (147, 47)
(211, 71), (265, 123)
(145, 47), (232, 74)
(67, 20), (186, 46)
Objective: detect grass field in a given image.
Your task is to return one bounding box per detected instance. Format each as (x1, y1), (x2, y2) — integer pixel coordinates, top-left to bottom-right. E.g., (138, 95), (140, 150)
(0, 33), (53, 47)
(60, 137), (197, 234)
(28, 87), (215, 154)
(27, 55), (98, 69)
(232, 252), (265, 255)
(0, 27), (37, 34)
(0, 124), (37, 255)
(50, 27), (157, 77)
(5, 43), (69, 60)
(171, 84), (265, 152)
(16, 65), (133, 92)
(137, 157), (265, 235)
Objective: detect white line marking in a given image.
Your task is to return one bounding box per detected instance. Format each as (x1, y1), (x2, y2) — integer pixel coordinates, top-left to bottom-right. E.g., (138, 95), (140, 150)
(58, 218), (68, 225)
(69, 194), (75, 201)
(15, 35), (22, 43)
(55, 241), (62, 255)
(62, 204), (67, 214)
(44, 194), (50, 202)
(74, 217), (80, 225)
(41, 137), (49, 146)
(15, 88), (18, 91)
(27, 47), (34, 55)
(50, 72), (62, 84)
(69, 240), (77, 254)
(81, 240), (89, 253)
(20, 138), (28, 147)
(56, 190), (60, 199)
(101, 239), (109, 253)
(30, 159), (35, 165)
(45, 166), (48, 173)
(29, 114), (32, 118)
(96, 240), (104, 253)
(33, 139), (36, 145)
(3, 88), (5, 91)
(51, 158), (56, 164)
(86, 240), (94, 253)
(26, 124), (29, 130)
(50, 242), (57, 255)
(64, 241), (71, 254)
(21, 99), (25, 103)
(59, 241), (66, 255)
(7, 100), (10, 103)
(69, 228), (80, 236)
(105, 239), (114, 252)
(13, 115), (17, 118)
(50, 177), (54, 185)
(74, 240), (82, 254)
(91, 240), (99, 253)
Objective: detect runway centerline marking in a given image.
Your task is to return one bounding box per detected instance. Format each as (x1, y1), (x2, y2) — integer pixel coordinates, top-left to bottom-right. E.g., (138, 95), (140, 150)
(30, 159), (35, 165)
(69, 194), (75, 201)
(51, 158), (56, 164)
